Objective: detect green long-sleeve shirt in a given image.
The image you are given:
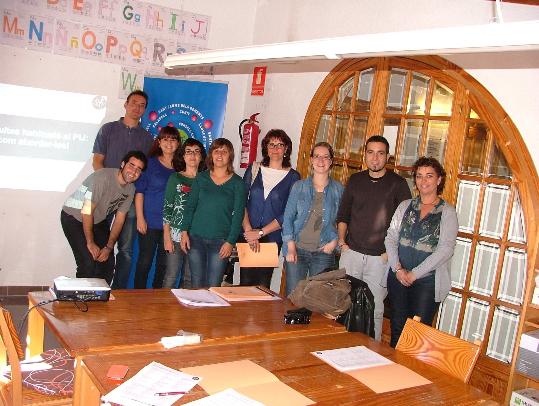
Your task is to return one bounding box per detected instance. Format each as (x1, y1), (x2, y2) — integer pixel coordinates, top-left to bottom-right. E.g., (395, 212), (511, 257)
(162, 173), (195, 242)
(181, 170), (246, 244)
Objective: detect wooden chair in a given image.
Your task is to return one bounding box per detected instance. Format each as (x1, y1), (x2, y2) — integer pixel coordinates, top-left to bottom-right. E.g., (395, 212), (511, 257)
(0, 306), (72, 405)
(395, 316), (480, 383)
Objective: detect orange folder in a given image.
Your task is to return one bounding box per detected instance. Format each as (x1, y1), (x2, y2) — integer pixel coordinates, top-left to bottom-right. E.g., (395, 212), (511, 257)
(236, 242), (279, 268)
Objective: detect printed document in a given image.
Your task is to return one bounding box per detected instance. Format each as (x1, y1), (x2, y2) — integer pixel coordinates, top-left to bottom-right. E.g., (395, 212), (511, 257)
(171, 289), (230, 307)
(101, 361), (201, 406)
(311, 345), (393, 371)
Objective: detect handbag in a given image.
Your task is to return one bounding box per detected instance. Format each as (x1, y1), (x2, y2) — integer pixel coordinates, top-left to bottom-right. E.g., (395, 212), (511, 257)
(288, 268), (352, 317)
(336, 275), (375, 337)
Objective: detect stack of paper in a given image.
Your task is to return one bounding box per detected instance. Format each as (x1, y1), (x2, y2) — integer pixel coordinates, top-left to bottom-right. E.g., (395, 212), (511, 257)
(102, 361), (201, 406)
(171, 289), (230, 307)
(312, 345), (431, 393)
(208, 286), (281, 302)
(184, 388), (264, 406)
(181, 359), (314, 406)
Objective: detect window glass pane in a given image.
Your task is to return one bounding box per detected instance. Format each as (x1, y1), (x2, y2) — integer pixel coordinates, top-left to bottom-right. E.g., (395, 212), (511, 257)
(430, 82), (453, 116)
(437, 291), (462, 336)
(498, 248), (527, 305)
(425, 120), (449, 163)
(386, 69), (407, 113)
(487, 306), (519, 363)
(469, 109), (480, 119)
(461, 122), (488, 175)
(355, 68), (374, 112)
(316, 114), (331, 143)
(337, 77), (354, 112)
(455, 180), (480, 234)
(398, 119), (423, 166)
(333, 115), (349, 159)
(479, 184), (509, 239)
(325, 94), (333, 110)
(382, 118), (400, 159)
(396, 170), (415, 197)
(461, 297), (489, 344)
(509, 192), (527, 244)
(331, 162), (344, 183)
(349, 117), (367, 161)
(407, 72), (430, 115)
(470, 241), (499, 297)
(488, 140), (512, 179)
(451, 237), (471, 289)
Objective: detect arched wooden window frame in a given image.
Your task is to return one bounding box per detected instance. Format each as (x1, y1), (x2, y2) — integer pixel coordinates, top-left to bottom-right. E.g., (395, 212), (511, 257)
(298, 56), (539, 400)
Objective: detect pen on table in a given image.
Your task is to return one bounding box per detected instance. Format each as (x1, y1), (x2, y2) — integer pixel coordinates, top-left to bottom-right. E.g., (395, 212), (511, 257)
(154, 391), (187, 396)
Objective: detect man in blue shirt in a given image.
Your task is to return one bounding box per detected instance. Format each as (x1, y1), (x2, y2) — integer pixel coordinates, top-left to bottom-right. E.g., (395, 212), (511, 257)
(92, 90), (153, 288)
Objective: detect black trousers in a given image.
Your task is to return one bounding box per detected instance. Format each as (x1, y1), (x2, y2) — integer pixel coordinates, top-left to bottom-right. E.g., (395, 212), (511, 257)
(60, 211), (114, 284)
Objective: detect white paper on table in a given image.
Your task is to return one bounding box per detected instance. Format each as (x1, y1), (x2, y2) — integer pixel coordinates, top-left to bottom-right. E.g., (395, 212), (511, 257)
(183, 388), (265, 406)
(101, 361), (201, 406)
(311, 345), (393, 372)
(171, 289), (231, 307)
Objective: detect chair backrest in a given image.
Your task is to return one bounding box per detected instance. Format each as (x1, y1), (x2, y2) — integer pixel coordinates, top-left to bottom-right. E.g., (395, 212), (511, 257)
(0, 306), (24, 405)
(395, 316), (480, 383)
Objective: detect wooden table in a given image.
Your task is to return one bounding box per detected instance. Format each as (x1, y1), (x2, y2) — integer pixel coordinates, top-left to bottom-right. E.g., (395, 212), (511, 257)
(27, 289), (344, 358)
(74, 331), (493, 405)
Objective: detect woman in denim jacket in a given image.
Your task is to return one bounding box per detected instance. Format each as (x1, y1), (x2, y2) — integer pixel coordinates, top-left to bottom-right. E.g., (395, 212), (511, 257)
(282, 142), (344, 295)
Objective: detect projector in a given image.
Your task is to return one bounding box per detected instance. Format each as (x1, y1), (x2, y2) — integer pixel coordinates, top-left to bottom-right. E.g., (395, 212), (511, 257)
(53, 278), (111, 302)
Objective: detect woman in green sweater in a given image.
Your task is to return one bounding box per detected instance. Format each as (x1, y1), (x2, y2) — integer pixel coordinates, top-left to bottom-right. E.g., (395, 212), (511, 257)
(161, 138), (207, 288)
(180, 138), (246, 288)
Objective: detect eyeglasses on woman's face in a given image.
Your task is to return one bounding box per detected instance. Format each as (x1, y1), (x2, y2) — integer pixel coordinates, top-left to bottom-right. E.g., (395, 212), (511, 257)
(184, 148), (201, 156)
(267, 142), (285, 150)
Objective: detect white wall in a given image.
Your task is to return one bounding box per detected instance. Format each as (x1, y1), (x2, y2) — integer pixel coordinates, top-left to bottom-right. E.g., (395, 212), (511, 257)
(2, 0), (538, 285)
(0, 0), (257, 286)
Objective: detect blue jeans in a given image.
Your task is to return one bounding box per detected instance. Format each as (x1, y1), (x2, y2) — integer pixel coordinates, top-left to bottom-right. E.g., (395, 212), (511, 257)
(387, 270), (439, 347)
(162, 242), (189, 289)
(187, 234), (228, 288)
(134, 228), (166, 289)
(285, 247), (335, 296)
(112, 204), (136, 289)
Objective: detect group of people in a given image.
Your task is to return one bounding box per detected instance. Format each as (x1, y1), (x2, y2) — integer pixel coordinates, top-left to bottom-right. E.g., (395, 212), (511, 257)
(60, 90), (458, 346)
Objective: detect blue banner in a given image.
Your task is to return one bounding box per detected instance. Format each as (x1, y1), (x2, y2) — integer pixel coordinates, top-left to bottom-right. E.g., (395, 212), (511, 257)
(141, 77), (228, 151)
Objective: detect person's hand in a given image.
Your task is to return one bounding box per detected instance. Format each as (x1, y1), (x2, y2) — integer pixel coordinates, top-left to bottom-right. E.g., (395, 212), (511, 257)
(320, 240), (338, 254)
(96, 246), (112, 262)
(180, 232), (190, 253)
(164, 236), (174, 253)
(249, 239), (260, 253)
(244, 229), (262, 243)
(396, 268), (412, 287)
(137, 217), (147, 234)
(219, 242), (233, 259)
(286, 242), (297, 263)
(403, 271), (416, 285)
(86, 242), (100, 260)
(339, 241), (349, 252)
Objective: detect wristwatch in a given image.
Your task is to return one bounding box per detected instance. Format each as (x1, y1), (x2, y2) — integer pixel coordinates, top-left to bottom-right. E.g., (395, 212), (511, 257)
(258, 229), (264, 237)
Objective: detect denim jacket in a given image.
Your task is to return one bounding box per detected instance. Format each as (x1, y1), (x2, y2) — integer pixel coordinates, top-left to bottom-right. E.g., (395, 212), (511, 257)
(282, 177), (344, 256)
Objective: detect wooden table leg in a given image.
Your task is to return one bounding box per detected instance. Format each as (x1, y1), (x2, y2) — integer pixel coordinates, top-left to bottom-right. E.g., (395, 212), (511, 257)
(74, 358), (102, 406)
(25, 301), (44, 358)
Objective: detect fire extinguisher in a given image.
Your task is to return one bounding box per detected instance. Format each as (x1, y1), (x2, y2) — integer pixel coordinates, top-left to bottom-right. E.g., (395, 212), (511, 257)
(239, 113), (260, 169)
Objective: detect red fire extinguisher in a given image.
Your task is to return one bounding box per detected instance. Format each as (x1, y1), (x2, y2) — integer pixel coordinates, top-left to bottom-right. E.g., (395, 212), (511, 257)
(239, 113), (260, 169)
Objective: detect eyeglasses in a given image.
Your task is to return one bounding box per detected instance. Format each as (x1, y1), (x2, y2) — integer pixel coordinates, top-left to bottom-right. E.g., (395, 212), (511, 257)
(268, 143), (285, 150)
(312, 155), (332, 161)
(126, 161), (143, 174)
(185, 149), (201, 156)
